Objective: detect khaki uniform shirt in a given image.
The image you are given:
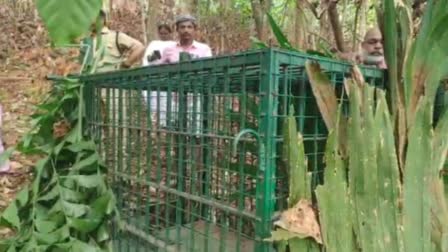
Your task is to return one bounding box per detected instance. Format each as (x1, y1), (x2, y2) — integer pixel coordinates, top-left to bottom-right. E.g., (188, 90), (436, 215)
(94, 27), (142, 73)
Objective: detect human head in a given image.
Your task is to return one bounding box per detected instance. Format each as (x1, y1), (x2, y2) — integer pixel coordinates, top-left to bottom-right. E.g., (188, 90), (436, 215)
(175, 14), (197, 45)
(157, 23), (172, 41)
(361, 28), (384, 66)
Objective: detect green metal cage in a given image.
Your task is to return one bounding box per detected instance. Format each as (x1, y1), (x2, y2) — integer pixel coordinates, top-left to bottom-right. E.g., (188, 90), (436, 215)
(81, 48), (384, 252)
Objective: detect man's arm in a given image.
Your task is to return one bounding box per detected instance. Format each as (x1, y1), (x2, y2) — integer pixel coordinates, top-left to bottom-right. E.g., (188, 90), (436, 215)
(118, 33), (145, 67)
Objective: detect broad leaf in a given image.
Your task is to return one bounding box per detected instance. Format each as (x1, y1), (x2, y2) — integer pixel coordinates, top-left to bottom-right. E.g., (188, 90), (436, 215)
(67, 174), (103, 189)
(16, 186), (29, 207)
(305, 61), (338, 129)
(91, 192), (115, 215)
(96, 223), (109, 242)
(266, 12), (297, 51)
(72, 240), (99, 252)
(61, 201), (89, 218)
(1, 202), (20, 230)
(70, 153), (99, 172)
(66, 141), (96, 152)
(35, 220), (58, 234)
(282, 106), (311, 205)
(403, 99), (432, 252)
(38, 185), (59, 202)
(67, 217), (102, 233)
(6, 245), (16, 252)
(249, 36), (268, 49)
(265, 228), (308, 242)
(34, 225), (70, 245)
(36, 0), (103, 46)
(60, 187), (85, 202)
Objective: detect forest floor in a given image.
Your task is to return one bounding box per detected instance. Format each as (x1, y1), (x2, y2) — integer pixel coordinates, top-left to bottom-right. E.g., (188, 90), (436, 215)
(0, 6), (80, 237)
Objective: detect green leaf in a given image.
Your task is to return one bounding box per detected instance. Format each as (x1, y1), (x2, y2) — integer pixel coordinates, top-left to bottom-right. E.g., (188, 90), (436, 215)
(382, 0), (401, 123)
(305, 61), (338, 129)
(282, 106), (311, 206)
(48, 199), (63, 214)
(289, 237), (320, 252)
(6, 245), (16, 252)
(72, 240), (99, 252)
(16, 186), (29, 207)
(1, 202), (20, 230)
(38, 185), (59, 202)
(67, 217), (102, 233)
(70, 153), (99, 172)
(35, 220), (58, 234)
(249, 36), (268, 49)
(403, 99), (432, 252)
(316, 130), (354, 252)
(33, 157), (50, 201)
(53, 139), (67, 156)
(34, 225), (70, 245)
(67, 174), (103, 189)
(60, 187), (85, 202)
(65, 123), (82, 143)
(265, 228), (308, 242)
(266, 12), (297, 51)
(61, 201), (89, 218)
(54, 242), (73, 251)
(0, 147), (14, 168)
(96, 223), (110, 242)
(48, 212), (65, 228)
(36, 0), (103, 46)
(66, 141), (96, 152)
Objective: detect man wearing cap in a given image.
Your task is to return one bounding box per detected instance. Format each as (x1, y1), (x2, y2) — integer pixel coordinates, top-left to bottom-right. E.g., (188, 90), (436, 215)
(158, 14), (212, 64)
(149, 15), (212, 131)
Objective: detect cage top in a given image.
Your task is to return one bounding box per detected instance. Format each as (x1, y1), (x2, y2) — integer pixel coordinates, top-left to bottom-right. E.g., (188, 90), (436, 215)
(79, 48), (384, 82)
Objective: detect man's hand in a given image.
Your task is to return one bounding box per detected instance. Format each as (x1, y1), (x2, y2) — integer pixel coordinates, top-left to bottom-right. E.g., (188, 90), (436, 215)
(120, 62), (131, 69)
(147, 50), (161, 62)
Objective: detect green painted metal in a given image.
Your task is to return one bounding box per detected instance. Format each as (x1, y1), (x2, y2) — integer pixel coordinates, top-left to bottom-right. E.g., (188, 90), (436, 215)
(81, 48), (384, 252)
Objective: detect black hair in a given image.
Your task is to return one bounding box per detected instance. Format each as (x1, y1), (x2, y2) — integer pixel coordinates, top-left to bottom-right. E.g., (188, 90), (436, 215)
(175, 20), (197, 29)
(157, 23), (172, 33)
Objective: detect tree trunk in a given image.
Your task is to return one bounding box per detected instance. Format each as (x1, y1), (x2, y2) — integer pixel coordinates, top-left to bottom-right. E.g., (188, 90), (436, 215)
(357, 0), (368, 50)
(177, 0), (198, 15)
(327, 1), (346, 52)
(145, 0), (174, 42)
(221, 0), (232, 10)
(319, 10), (332, 50)
(250, 0), (272, 41)
(295, 0), (308, 49)
(139, 0), (148, 44)
(250, 0), (265, 40)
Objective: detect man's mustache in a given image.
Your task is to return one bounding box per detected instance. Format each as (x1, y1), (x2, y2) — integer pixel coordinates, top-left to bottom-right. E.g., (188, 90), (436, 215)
(370, 51), (383, 56)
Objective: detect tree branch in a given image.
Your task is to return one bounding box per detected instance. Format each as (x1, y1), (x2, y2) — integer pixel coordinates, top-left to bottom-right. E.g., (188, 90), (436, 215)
(327, 0), (346, 52)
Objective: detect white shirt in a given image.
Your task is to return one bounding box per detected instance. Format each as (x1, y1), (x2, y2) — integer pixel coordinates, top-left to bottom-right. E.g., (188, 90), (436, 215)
(142, 40), (176, 66)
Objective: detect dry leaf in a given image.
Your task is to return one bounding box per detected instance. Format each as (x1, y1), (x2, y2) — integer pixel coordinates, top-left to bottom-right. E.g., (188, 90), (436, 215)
(53, 119), (71, 138)
(274, 199), (322, 244)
